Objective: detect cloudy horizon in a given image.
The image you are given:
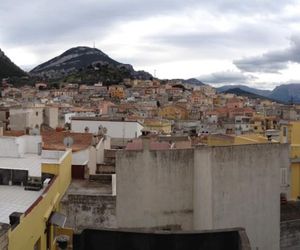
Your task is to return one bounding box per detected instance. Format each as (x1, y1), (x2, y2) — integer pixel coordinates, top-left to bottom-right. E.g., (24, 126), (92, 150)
(1, 0), (300, 89)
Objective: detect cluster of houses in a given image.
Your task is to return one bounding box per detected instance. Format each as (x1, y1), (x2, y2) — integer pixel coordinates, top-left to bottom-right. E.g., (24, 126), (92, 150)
(1, 78), (300, 249)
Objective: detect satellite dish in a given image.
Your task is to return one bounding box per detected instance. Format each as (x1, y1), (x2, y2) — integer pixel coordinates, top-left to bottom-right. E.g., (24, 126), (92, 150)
(32, 128), (40, 136)
(63, 136), (74, 148)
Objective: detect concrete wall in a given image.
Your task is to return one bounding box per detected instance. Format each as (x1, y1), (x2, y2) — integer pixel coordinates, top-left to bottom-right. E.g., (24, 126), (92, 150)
(73, 149), (89, 165)
(0, 136), (42, 158)
(0, 223), (9, 250)
(281, 219), (300, 250)
(44, 107), (58, 129)
(9, 108), (43, 131)
(71, 120), (143, 139)
(60, 195), (117, 233)
(194, 144), (289, 250)
(96, 137), (111, 166)
(22, 135), (42, 154)
(116, 144), (289, 250)
(88, 147), (97, 176)
(0, 111), (6, 123)
(9, 111), (27, 131)
(116, 149), (195, 230)
(0, 137), (21, 157)
(41, 150), (65, 160)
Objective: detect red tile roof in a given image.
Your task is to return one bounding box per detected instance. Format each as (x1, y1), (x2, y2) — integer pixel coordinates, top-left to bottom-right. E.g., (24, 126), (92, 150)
(41, 131), (94, 152)
(3, 130), (25, 137)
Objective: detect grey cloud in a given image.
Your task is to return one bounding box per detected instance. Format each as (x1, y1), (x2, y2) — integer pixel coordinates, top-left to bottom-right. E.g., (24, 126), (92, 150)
(198, 71), (257, 84)
(0, 0), (199, 46)
(0, 0), (295, 47)
(0, 0), (299, 78)
(148, 22), (285, 60)
(234, 36), (300, 73)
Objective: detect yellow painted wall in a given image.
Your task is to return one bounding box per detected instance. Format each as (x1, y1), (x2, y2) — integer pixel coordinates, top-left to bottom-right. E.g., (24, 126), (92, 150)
(282, 122), (300, 200)
(159, 106), (188, 120)
(143, 120), (172, 134)
(207, 134), (270, 146)
(8, 150), (72, 250)
(291, 163), (300, 200)
(207, 135), (234, 146)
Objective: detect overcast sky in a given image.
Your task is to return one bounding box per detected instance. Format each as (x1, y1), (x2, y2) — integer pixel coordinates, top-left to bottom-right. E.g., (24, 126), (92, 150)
(1, 0), (300, 89)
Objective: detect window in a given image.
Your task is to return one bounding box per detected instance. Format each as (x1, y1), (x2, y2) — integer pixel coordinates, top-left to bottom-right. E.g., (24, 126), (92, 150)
(36, 111), (38, 116)
(283, 127), (287, 137)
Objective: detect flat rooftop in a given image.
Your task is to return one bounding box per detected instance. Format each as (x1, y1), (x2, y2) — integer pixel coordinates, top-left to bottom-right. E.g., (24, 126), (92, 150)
(0, 153), (59, 177)
(64, 179), (112, 196)
(0, 185), (45, 224)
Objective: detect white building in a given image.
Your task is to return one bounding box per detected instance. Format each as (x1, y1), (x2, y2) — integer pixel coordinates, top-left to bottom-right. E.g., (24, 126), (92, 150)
(71, 117), (144, 139)
(0, 135), (67, 223)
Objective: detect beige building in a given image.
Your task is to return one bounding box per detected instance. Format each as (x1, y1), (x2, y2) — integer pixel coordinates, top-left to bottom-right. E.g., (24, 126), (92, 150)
(8, 106), (59, 131)
(9, 107), (44, 131)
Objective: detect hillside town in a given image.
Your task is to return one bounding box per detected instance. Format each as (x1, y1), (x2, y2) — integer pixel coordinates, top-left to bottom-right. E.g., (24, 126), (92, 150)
(0, 76), (300, 250)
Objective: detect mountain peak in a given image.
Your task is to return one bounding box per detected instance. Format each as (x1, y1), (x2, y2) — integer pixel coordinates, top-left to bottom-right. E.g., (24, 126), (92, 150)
(0, 49), (26, 79)
(61, 46), (108, 58)
(30, 46), (152, 83)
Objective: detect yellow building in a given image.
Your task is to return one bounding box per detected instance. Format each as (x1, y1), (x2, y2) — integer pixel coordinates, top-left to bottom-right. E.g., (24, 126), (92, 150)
(7, 150), (72, 250)
(109, 85), (125, 99)
(281, 121), (300, 200)
(0, 135), (73, 250)
(251, 114), (278, 134)
(207, 133), (274, 146)
(143, 119), (172, 134)
(158, 105), (188, 120)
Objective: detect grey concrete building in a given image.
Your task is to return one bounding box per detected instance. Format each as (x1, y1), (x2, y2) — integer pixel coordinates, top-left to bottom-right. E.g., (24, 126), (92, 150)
(116, 143), (289, 250)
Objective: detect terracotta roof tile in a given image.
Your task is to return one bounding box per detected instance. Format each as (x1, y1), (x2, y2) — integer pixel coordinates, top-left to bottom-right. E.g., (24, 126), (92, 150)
(3, 130), (25, 137)
(41, 131), (94, 152)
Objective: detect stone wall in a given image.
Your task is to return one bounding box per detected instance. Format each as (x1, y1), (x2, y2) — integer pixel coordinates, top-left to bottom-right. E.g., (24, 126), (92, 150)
(0, 223), (10, 250)
(61, 194), (117, 233)
(281, 219), (300, 250)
